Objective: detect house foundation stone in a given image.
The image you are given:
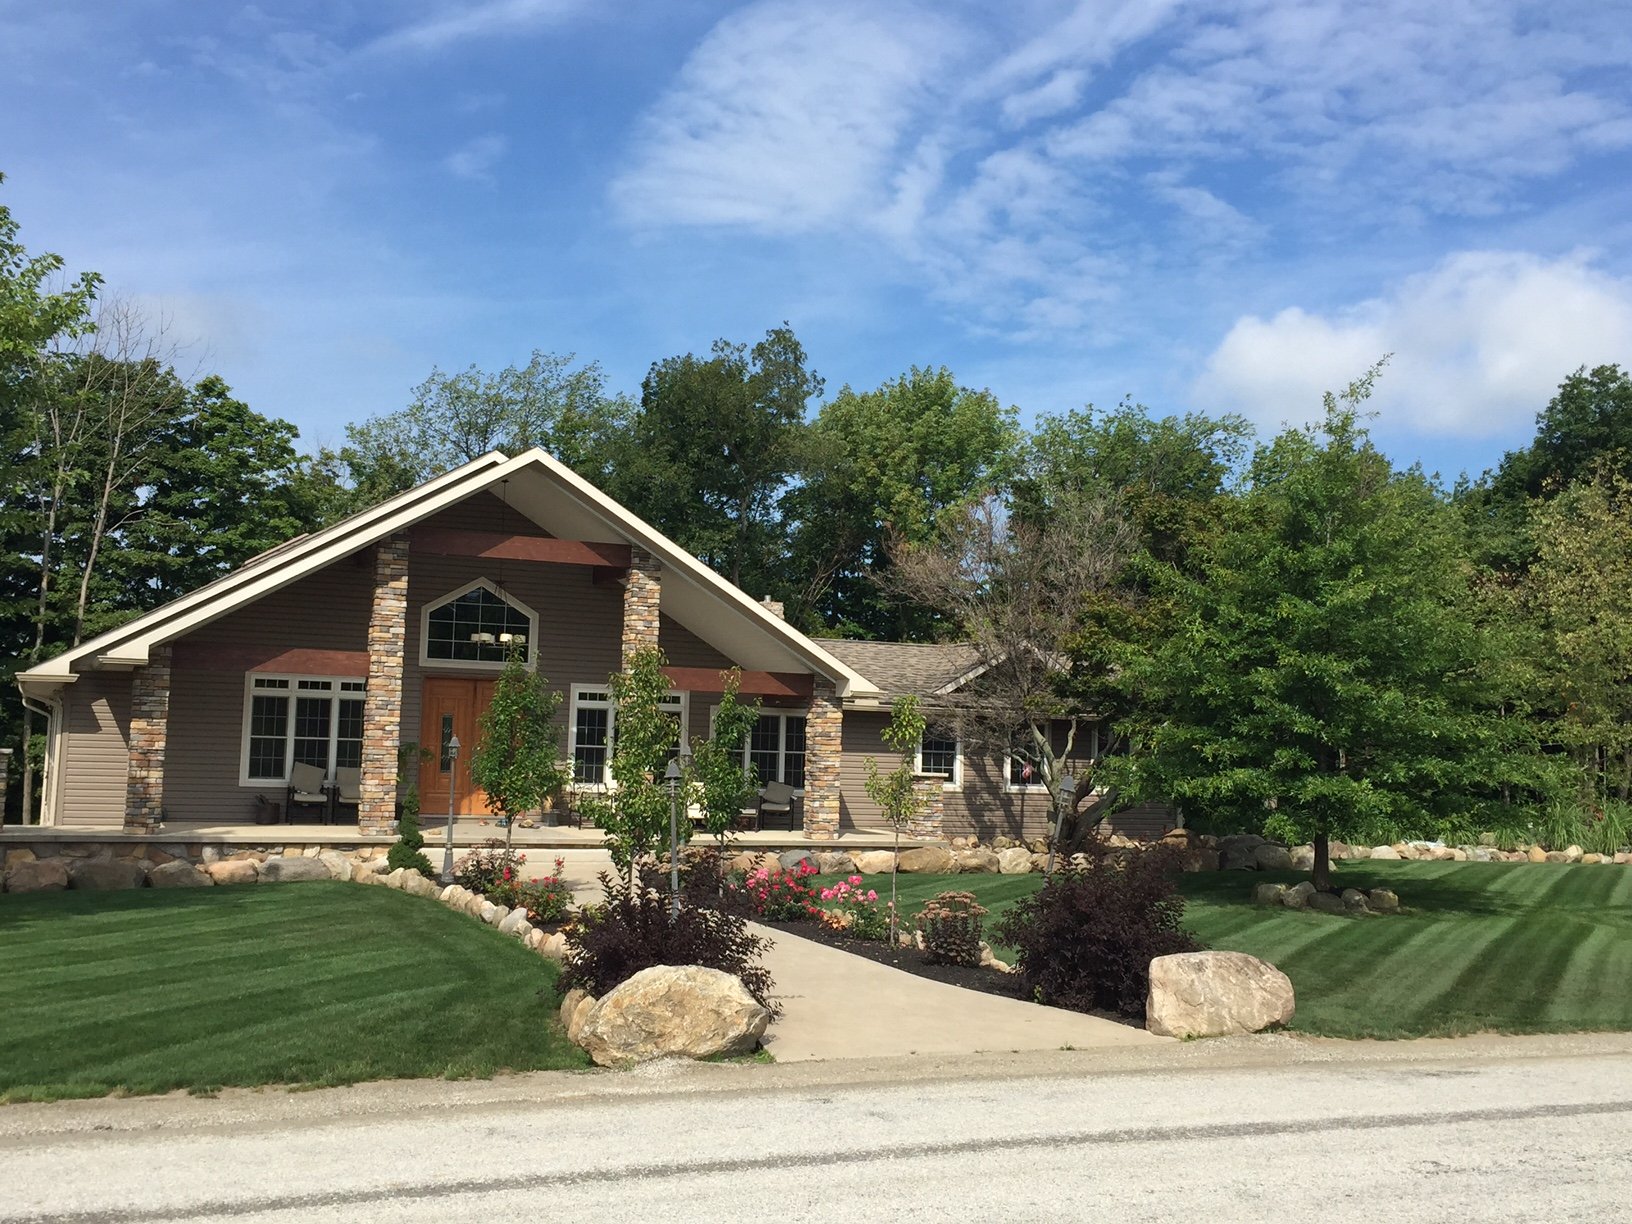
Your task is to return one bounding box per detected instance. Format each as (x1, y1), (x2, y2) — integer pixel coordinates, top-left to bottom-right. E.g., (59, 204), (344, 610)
(359, 533), (410, 835)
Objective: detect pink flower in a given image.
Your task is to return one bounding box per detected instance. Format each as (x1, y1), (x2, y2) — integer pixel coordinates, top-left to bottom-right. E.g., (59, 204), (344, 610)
(867, 890), (878, 902)
(849, 875), (862, 885)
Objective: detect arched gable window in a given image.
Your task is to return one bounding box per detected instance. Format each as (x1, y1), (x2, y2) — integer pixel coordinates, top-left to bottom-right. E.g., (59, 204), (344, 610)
(420, 579), (538, 668)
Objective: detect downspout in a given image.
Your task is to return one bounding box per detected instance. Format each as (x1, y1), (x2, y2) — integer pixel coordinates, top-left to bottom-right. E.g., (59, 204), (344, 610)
(19, 692), (58, 827)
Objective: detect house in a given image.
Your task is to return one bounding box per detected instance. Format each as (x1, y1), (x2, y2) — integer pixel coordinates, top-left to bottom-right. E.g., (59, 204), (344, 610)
(15, 450), (1168, 843)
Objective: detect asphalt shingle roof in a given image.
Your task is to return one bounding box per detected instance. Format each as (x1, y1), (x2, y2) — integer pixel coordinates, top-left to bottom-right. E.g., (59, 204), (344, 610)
(821, 639), (982, 699)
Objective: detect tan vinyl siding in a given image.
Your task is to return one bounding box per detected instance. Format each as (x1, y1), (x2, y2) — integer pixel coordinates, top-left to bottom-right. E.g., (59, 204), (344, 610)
(56, 673), (132, 828)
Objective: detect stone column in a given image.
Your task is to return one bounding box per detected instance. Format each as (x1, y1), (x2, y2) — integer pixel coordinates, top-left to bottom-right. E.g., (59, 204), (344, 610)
(359, 533), (410, 835)
(909, 779), (946, 840)
(125, 645), (172, 832)
(0, 747), (12, 825)
(801, 677), (842, 841)
(621, 545), (662, 664)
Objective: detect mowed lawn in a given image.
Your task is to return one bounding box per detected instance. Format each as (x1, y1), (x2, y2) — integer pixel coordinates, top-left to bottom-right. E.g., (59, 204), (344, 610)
(0, 881), (587, 1103)
(828, 861), (1632, 1039)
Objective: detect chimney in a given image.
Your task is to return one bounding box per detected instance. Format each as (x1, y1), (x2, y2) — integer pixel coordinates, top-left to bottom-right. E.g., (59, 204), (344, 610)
(760, 596), (785, 620)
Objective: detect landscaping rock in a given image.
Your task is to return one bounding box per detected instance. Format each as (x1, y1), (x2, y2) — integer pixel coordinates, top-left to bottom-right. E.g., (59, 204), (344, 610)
(317, 851), (353, 881)
(484, 904), (510, 927)
(997, 847), (1033, 875)
(1288, 845), (1315, 871)
(1280, 881), (1316, 910)
(68, 858), (147, 890)
(1368, 888), (1400, 913)
(2, 847), (36, 867)
(525, 927), (544, 949)
(1370, 845), (1400, 860)
(1254, 844), (1294, 872)
(852, 850), (895, 874)
(1307, 891), (1346, 915)
(147, 861), (213, 889)
(576, 965), (771, 1067)
(1218, 834), (1266, 871)
(1563, 845), (1584, 863)
(898, 846), (956, 874)
(816, 851), (856, 875)
(401, 871), (440, 899)
(540, 932), (567, 961)
(500, 911), (532, 938)
(778, 850), (818, 873)
(1583, 853), (1603, 864)
(4, 857), (69, 892)
(1341, 888), (1371, 913)
(957, 849), (1001, 874)
(1182, 847), (1221, 872)
(258, 856), (331, 883)
(1545, 851), (1570, 863)
(1030, 852), (1053, 873)
(559, 987), (588, 1033)
(1252, 882), (1288, 906)
(567, 994), (595, 1046)
(1527, 845), (1549, 863)
(204, 859), (258, 885)
(1146, 951), (1296, 1039)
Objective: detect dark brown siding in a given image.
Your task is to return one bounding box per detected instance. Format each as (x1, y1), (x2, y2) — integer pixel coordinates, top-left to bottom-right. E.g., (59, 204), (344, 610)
(56, 673), (132, 827)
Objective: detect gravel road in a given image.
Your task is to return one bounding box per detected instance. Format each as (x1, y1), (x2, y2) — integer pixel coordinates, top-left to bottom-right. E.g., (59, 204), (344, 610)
(2, 1034), (1628, 1222)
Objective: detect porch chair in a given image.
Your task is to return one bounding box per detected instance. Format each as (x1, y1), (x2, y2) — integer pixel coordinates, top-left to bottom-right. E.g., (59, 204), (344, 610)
(332, 766), (361, 823)
(757, 781), (801, 833)
(285, 762), (329, 823)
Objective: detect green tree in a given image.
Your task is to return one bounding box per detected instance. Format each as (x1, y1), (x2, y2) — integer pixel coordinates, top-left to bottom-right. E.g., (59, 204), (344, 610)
(783, 366), (1017, 638)
(612, 325), (820, 595)
(863, 695), (931, 941)
(1521, 465), (1632, 802)
(585, 646), (682, 884)
(469, 650), (568, 846)
(685, 669), (758, 847)
(1125, 373), (1540, 890)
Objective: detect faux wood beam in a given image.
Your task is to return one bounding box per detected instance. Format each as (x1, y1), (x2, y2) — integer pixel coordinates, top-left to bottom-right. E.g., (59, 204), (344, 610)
(661, 666), (814, 700)
(411, 527), (632, 569)
(171, 644), (371, 676)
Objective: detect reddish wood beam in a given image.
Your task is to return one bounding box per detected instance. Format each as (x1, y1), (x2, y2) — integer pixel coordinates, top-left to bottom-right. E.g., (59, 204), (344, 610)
(171, 644), (370, 676)
(411, 527), (632, 568)
(661, 666), (813, 700)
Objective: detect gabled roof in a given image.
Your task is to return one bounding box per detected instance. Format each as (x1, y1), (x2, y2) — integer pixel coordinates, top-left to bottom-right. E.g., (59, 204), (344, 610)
(19, 449), (881, 699)
(820, 640), (982, 702)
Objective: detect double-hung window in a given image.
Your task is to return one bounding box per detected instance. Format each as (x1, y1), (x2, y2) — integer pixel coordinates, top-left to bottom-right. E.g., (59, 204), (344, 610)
(568, 686), (687, 787)
(242, 675), (366, 785)
(915, 726), (961, 788)
(744, 711), (806, 789)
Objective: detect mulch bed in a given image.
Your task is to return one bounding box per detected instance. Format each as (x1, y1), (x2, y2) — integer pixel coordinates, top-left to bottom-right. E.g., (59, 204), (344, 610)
(756, 918), (1026, 999)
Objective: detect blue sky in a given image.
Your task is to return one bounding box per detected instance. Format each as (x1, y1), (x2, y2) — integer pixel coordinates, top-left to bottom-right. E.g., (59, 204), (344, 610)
(4, 0), (1631, 480)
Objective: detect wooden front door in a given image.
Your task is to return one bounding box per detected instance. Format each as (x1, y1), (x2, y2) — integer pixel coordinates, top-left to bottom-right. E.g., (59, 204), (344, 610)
(419, 678), (497, 817)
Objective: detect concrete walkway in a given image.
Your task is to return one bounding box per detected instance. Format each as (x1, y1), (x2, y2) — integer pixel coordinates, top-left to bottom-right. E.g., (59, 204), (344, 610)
(753, 922), (1167, 1060)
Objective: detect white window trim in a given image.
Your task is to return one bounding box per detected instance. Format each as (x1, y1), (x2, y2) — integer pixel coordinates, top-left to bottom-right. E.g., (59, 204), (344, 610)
(1003, 724), (1101, 794)
(914, 727), (963, 791)
(713, 706), (808, 794)
(239, 673), (367, 787)
(418, 577), (540, 672)
(568, 685), (689, 788)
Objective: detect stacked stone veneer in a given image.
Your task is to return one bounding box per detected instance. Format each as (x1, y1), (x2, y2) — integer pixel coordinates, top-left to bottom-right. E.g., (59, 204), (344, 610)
(909, 779), (946, 840)
(802, 678), (843, 840)
(359, 533), (410, 835)
(124, 645), (172, 832)
(622, 545), (662, 663)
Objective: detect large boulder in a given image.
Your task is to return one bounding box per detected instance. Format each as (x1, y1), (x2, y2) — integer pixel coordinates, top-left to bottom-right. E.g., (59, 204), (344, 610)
(258, 856), (331, 883)
(148, 861), (213, 889)
(778, 849), (818, 874)
(957, 848), (1002, 874)
(317, 851), (353, 881)
(1367, 888), (1400, 913)
(1218, 835), (1266, 871)
(401, 871), (440, 899)
(853, 850), (896, 875)
(576, 965), (771, 1067)
(1370, 845), (1401, 860)
(204, 858), (258, 885)
(897, 846), (956, 874)
(1288, 845), (1316, 871)
(1340, 888), (1371, 914)
(815, 851), (856, 875)
(4, 857), (69, 892)
(1279, 881), (1315, 910)
(1306, 891), (1347, 915)
(68, 858), (147, 890)
(1252, 882), (1289, 906)
(1146, 951), (1296, 1039)
(997, 847), (1033, 875)
(1253, 844), (1294, 872)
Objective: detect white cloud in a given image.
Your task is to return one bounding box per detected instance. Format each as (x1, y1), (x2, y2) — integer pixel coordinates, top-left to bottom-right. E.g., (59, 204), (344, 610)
(1195, 252), (1632, 437)
(444, 134), (508, 181)
(368, 0), (588, 56)
(1001, 68), (1086, 127)
(609, 0), (964, 231)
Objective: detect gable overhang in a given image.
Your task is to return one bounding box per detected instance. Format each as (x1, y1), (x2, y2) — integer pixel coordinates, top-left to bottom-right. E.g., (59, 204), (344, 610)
(18, 447), (881, 701)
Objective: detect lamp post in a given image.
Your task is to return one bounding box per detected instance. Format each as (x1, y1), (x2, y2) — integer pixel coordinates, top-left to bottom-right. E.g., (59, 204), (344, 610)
(664, 751), (689, 921)
(1046, 772), (1075, 876)
(442, 734), (461, 884)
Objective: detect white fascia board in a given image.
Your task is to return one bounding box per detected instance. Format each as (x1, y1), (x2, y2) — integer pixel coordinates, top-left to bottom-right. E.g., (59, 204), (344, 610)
(506, 448), (883, 699)
(18, 451), (511, 681)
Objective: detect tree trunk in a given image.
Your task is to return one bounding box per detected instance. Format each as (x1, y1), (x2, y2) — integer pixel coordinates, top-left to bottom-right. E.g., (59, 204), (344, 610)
(1313, 829), (1331, 892)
